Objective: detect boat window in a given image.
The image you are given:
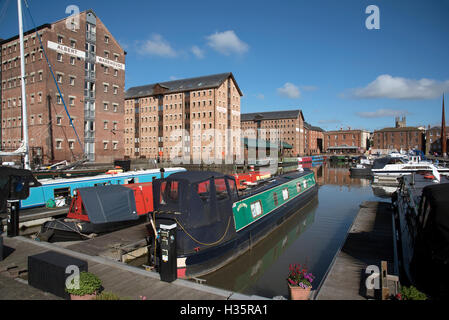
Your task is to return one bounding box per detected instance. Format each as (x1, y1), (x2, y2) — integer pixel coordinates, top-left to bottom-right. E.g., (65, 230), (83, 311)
(215, 178), (229, 200)
(296, 182), (302, 193)
(226, 178), (238, 199)
(250, 201), (263, 218)
(125, 178), (135, 184)
(282, 188), (289, 201)
(195, 180), (211, 203)
(160, 180), (179, 204)
(167, 181), (179, 201)
(273, 192), (278, 206)
(94, 182), (107, 186)
(159, 181), (167, 204)
(303, 180), (308, 189)
(54, 187), (70, 198)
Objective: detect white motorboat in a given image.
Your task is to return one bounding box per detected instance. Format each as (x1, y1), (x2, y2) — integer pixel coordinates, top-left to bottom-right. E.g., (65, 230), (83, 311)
(371, 156), (449, 177)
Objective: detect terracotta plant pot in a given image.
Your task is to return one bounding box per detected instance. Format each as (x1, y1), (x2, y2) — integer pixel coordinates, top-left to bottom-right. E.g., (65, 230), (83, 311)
(288, 284), (311, 300)
(70, 292), (97, 300)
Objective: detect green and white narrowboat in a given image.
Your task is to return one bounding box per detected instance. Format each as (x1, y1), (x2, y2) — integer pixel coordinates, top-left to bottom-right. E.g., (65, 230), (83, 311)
(150, 169), (318, 279)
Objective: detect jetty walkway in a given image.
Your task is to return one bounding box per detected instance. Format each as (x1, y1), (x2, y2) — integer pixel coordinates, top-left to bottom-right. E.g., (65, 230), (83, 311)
(315, 201), (399, 300)
(0, 235), (267, 300)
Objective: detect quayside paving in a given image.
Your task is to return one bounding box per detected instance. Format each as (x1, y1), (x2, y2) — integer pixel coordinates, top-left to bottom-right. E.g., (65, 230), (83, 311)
(0, 236), (268, 300)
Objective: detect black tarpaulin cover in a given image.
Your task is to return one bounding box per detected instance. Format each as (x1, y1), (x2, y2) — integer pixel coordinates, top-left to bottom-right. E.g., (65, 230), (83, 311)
(153, 171), (237, 254)
(78, 185), (138, 224)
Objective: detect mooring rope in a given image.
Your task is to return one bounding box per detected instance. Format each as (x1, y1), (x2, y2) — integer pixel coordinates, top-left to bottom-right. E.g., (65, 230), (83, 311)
(174, 216), (232, 247)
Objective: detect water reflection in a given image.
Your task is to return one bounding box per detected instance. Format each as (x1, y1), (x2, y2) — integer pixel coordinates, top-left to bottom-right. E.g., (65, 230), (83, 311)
(201, 197), (318, 293)
(371, 185), (397, 198)
(198, 162), (383, 298)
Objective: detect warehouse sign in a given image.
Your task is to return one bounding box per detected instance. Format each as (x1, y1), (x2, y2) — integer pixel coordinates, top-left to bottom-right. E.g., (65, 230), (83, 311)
(47, 41), (85, 59)
(96, 56), (125, 71)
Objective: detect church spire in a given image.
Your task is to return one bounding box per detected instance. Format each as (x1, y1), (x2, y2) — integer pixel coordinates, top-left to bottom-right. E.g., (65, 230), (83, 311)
(442, 94), (446, 157)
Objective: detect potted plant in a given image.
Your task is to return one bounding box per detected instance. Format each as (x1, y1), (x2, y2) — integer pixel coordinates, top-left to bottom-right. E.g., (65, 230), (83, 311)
(396, 286), (427, 300)
(287, 264), (315, 300)
(66, 271), (102, 300)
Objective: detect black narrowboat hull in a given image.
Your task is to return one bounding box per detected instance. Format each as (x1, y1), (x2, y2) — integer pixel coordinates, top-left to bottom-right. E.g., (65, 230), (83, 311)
(181, 184), (319, 279)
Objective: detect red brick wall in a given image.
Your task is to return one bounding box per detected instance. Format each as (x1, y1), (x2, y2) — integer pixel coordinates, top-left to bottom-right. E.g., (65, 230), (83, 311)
(1, 10), (125, 164)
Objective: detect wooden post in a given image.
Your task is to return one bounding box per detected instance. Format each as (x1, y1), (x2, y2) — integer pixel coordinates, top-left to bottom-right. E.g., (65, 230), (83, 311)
(381, 261), (389, 300)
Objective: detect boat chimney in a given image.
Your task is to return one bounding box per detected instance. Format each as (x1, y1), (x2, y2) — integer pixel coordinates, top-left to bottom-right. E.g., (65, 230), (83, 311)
(411, 172), (415, 185)
(160, 168), (165, 179)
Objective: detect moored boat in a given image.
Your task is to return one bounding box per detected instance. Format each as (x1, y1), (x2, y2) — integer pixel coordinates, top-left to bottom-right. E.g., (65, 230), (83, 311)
(232, 171), (271, 190)
(372, 156), (449, 177)
(349, 164), (372, 177)
(21, 167), (185, 209)
(39, 182), (154, 242)
(392, 170), (449, 298)
(147, 169), (318, 279)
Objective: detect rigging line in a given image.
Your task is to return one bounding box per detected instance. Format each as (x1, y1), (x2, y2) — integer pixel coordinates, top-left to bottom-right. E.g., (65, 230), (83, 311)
(22, 0), (85, 154)
(0, 0), (11, 26)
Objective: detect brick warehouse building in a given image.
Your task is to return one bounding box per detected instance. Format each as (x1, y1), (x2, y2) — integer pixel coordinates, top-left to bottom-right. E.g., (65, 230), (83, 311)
(425, 125), (448, 155)
(241, 110), (305, 157)
(372, 117), (425, 153)
(324, 128), (370, 154)
(304, 122), (324, 155)
(0, 9), (125, 164)
(124, 72), (242, 163)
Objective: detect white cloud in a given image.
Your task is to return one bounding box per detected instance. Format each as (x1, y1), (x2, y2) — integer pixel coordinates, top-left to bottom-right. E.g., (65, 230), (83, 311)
(206, 30), (249, 55)
(347, 74), (449, 99)
(137, 34), (177, 58)
(277, 82), (301, 99)
(356, 108), (409, 118)
(191, 45), (205, 59)
(256, 93), (265, 100)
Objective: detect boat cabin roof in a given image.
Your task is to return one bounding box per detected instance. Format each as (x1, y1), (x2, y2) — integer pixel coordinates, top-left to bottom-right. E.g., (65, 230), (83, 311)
(164, 170), (232, 183)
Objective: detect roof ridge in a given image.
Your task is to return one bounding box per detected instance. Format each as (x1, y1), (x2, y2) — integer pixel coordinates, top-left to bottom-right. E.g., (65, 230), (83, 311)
(125, 72), (238, 99)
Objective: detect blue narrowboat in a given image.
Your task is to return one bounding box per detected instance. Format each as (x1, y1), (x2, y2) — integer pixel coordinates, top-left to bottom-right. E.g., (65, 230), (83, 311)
(20, 167), (186, 209)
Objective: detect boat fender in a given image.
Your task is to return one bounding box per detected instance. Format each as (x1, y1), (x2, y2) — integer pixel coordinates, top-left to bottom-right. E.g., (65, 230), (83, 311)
(424, 174), (435, 180)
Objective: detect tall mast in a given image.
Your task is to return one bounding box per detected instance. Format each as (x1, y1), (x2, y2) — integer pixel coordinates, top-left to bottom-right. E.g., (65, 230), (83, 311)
(17, 0), (30, 169)
(442, 94), (447, 157)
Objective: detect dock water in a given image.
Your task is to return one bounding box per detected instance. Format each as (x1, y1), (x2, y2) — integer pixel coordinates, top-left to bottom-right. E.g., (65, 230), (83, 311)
(315, 201), (398, 300)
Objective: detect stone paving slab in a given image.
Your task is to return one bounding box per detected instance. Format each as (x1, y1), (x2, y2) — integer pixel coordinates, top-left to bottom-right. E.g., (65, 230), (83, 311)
(0, 273), (61, 300)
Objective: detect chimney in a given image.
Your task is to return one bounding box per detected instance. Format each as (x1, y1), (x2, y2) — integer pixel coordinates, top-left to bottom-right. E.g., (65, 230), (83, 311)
(442, 94), (446, 157)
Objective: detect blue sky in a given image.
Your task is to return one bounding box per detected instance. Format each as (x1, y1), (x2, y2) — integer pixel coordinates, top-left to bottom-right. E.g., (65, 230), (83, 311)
(1, 0), (448, 131)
